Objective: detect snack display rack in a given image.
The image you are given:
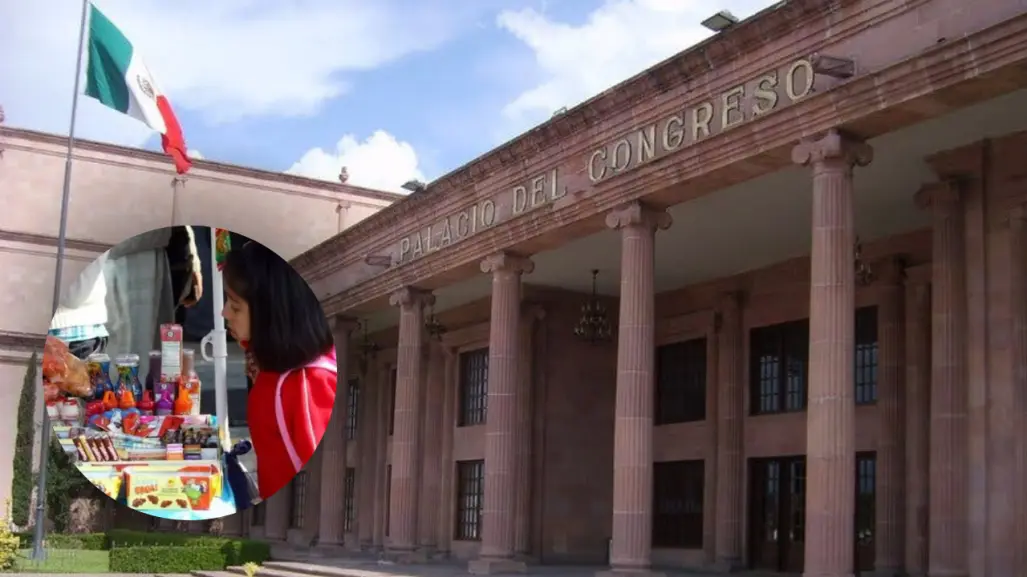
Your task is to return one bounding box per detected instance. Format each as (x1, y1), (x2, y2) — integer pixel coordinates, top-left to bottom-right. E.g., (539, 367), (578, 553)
(43, 230), (241, 521)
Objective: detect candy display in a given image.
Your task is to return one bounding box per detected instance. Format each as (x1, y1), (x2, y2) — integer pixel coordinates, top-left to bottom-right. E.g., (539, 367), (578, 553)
(44, 322), (234, 520)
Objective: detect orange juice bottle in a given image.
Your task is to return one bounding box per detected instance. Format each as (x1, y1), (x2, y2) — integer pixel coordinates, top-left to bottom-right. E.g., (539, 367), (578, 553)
(174, 378), (193, 416)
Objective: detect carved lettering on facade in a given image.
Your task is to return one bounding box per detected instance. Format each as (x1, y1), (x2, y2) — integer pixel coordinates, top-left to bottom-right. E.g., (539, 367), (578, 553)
(587, 58), (816, 184)
(396, 169), (566, 265)
(393, 58), (816, 266)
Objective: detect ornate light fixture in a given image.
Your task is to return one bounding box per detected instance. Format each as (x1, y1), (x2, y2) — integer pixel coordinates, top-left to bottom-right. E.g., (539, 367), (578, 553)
(574, 269), (613, 344)
(355, 320), (380, 375)
(424, 303), (447, 341)
(854, 236), (875, 286)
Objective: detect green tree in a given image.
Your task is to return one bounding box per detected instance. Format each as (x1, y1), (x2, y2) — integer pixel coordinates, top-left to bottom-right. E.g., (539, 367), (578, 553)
(44, 437), (94, 533)
(11, 354), (37, 527)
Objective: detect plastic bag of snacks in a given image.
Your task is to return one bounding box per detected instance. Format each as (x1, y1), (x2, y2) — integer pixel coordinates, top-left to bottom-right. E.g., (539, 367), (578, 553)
(42, 336), (94, 398)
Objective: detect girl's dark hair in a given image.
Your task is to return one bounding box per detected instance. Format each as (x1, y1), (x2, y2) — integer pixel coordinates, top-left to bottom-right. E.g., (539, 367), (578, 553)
(222, 240), (334, 373)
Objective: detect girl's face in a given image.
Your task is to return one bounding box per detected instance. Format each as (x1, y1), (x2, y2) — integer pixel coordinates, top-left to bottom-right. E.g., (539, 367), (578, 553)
(223, 286), (251, 342)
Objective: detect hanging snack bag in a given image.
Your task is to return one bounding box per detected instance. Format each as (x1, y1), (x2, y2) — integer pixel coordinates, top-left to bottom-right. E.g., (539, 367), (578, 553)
(42, 336), (93, 398)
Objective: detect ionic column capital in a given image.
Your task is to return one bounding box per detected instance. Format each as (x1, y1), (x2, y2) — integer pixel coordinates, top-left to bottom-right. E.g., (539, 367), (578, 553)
(791, 129), (873, 168)
(480, 252), (534, 275)
(389, 287), (435, 310)
(914, 179), (964, 210)
(605, 201), (672, 232)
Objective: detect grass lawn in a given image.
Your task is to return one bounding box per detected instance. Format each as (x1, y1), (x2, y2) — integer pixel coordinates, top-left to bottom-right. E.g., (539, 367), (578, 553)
(14, 548), (109, 573)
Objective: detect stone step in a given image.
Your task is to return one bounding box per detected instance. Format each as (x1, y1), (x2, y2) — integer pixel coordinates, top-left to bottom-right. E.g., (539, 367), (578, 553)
(225, 565), (325, 577)
(192, 571), (239, 577)
(263, 561), (378, 577)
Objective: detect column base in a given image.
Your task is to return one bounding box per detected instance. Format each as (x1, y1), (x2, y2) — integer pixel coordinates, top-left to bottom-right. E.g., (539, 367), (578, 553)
(384, 548), (429, 564)
(926, 572), (969, 577)
(866, 569), (903, 577)
(596, 569), (666, 577)
(312, 542), (347, 556)
(709, 558), (745, 573)
(468, 557), (528, 575)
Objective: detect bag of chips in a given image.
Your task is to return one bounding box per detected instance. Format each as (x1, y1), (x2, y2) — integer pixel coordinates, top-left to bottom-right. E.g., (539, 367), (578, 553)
(42, 336), (94, 398)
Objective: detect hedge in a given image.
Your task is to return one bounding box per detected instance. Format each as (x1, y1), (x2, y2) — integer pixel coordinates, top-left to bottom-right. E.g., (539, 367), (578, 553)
(109, 545), (228, 573)
(15, 531), (107, 550)
(107, 539), (270, 573)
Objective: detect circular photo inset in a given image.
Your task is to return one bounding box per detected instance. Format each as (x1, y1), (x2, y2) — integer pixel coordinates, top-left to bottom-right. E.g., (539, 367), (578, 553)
(42, 226), (336, 521)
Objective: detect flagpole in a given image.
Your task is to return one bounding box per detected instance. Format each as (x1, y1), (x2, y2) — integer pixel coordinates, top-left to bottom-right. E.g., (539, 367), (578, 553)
(31, 0), (90, 561)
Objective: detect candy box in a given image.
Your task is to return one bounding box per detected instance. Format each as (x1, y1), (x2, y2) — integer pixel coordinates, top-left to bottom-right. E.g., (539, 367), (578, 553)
(123, 465), (219, 511)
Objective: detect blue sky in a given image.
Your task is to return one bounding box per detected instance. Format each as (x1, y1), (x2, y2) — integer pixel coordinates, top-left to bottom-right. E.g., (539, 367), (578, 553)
(0, 0), (772, 193)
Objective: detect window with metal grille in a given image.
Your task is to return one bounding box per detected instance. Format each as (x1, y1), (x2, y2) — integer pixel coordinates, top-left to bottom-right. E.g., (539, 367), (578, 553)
(389, 368), (397, 436)
(289, 471), (308, 529)
(251, 501), (265, 526)
(385, 464), (392, 537)
(749, 319), (809, 415)
(455, 460), (485, 540)
(854, 307), (878, 405)
(652, 460), (705, 548)
(458, 348), (489, 427)
(655, 338), (707, 424)
(343, 467), (356, 532)
(855, 452), (876, 547)
(346, 378), (360, 440)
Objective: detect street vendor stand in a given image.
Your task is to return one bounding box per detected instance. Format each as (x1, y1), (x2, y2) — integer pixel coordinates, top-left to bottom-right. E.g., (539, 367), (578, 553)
(44, 228), (246, 522)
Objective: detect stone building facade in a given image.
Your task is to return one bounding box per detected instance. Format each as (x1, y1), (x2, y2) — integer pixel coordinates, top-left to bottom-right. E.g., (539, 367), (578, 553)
(225, 1), (1027, 577)
(0, 125), (401, 513)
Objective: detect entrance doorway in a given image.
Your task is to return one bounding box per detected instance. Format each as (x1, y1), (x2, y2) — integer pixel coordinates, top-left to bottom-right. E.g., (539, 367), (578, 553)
(747, 453), (879, 574)
(748, 456), (806, 573)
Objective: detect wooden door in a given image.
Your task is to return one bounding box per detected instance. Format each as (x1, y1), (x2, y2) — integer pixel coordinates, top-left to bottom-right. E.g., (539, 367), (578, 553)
(748, 456), (806, 573)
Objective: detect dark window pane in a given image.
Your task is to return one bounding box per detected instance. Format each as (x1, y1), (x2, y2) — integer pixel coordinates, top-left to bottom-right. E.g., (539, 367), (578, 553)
(749, 319), (809, 415)
(455, 460), (485, 540)
(289, 471), (308, 529)
(655, 339), (707, 424)
(458, 348), (489, 427)
(855, 307), (879, 405)
(855, 452), (876, 547)
(346, 378), (360, 440)
(389, 369), (397, 435)
(343, 468), (356, 532)
(652, 460), (705, 548)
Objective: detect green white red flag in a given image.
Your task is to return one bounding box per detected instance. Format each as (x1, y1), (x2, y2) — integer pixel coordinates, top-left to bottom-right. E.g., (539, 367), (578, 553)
(83, 2), (192, 174)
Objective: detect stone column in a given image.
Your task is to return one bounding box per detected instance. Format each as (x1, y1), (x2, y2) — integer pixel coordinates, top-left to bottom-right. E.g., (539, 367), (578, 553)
(792, 129), (872, 577)
(437, 348), (457, 555)
(904, 270), (931, 577)
(318, 316), (356, 548)
(1008, 205), (1027, 577)
(417, 340), (446, 556)
(713, 291), (744, 571)
(914, 180), (968, 577)
(387, 287), (434, 556)
(263, 483), (290, 541)
(599, 201), (672, 577)
(357, 359), (380, 549)
(874, 259), (906, 576)
(514, 307), (543, 558)
(469, 252), (534, 575)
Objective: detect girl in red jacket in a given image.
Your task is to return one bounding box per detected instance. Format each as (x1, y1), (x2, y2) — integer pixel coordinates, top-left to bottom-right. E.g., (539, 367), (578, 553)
(221, 240), (337, 502)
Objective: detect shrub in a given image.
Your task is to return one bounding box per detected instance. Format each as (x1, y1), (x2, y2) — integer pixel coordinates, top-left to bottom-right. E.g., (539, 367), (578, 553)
(15, 531), (108, 550)
(11, 354), (37, 527)
(109, 545), (227, 573)
(107, 535), (270, 573)
(44, 438), (95, 533)
(0, 500), (22, 571)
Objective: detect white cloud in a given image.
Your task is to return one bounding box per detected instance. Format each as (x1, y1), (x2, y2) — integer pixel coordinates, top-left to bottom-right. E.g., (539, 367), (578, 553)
(187, 149), (204, 160)
(287, 131), (425, 194)
(496, 0), (775, 131)
(0, 0), (465, 147)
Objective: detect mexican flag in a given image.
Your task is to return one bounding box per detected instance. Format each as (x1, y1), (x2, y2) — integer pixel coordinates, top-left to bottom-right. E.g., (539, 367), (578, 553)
(84, 2), (192, 174)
